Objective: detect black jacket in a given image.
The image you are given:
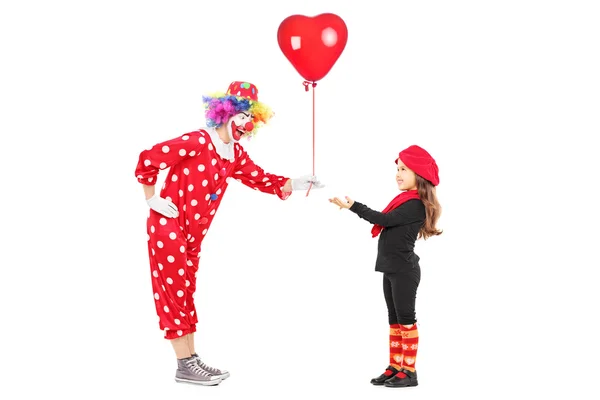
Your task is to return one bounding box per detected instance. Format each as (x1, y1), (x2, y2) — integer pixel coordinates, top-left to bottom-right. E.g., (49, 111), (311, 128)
(349, 199), (425, 273)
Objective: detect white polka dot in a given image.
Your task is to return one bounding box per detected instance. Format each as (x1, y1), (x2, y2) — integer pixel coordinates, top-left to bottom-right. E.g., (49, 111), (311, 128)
(216, 189), (222, 195)
(210, 209), (216, 215)
(160, 162), (167, 169)
(167, 277), (173, 284)
(178, 268), (184, 276)
(180, 312), (186, 317)
(158, 263), (163, 270)
(167, 255), (175, 263)
(154, 293), (159, 300)
(153, 270), (158, 278)
(190, 311), (194, 317)
(214, 173), (219, 180)
(189, 151), (196, 157)
(199, 137), (206, 144)
(265, 182), (271, 186)
(183, 204), (186, 212)
(182, 135), (189, 140)
(198, 164), (205, 172)
(179, 149), (186, 156)
(251, 171), (258, 177)
(186, 280), (190, 287)
(191, 199), (198, 206)
(189, 237), (195, 243)
(186, 220), (189, 225)
(179, 190), (183, 197)
(162, 145), (170, 153)
(157, 241), (164, 248)
(202, 229), (208, 235)
(144, 159), (151, 166)
(171, 174), (178, 182)
(180, 245), (185, 253)
(205, 194), (210, 201)
(177, 330), (183, 336)
(164, 305), (170, 313)
(208, 143), (214, 151)
(194, 213), (200, 220)
(169, 232), (177, 240)
(160, 218), (167, 225)
(187, 234), (191, 239)
(202, 179), (208, 187)
(151, 248), (155, 256)
(263, 177), (270, 182)
(184, 168), (189, 175)
(177, 290), (184, 298)
(174, 318), (181, 325)
(187, 260), (193, 266)
(188, 184), (194, 192)
(211, 158), (217, 166)
(162, 285), (166, 291)
(241, 159), (246, 165)
(151, 225), (155, 233)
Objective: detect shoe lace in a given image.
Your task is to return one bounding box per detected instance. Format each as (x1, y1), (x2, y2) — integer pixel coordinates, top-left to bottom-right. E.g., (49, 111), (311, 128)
(197, 359), (221, 374)
(185, 358), (212, 377)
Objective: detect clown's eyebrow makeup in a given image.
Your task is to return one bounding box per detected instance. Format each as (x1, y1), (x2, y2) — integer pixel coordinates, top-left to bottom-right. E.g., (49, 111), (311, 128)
(241, 112), (250, 117)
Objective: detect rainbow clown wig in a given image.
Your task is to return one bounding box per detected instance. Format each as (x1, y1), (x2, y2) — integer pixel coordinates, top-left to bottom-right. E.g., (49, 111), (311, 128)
(202, 81), (274, 138)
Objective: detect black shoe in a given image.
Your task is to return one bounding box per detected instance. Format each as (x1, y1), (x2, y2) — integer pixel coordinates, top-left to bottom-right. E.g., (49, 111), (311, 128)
(370, 365), (401, 386)
(384, 368), (418, 387)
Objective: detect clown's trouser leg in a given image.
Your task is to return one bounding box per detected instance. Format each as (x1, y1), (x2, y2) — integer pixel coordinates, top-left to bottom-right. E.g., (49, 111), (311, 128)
(147, 211), (200, 340)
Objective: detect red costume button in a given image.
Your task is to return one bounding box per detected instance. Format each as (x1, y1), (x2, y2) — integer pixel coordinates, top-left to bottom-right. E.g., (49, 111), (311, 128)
(219, 168), (227, 177)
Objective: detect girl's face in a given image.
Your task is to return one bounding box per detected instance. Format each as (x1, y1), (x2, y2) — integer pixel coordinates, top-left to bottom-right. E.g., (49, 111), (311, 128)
(396, 160), (417, 191)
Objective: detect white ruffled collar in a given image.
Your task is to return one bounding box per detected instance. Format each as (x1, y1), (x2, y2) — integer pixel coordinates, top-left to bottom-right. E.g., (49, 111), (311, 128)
(205, 127), (236, 161)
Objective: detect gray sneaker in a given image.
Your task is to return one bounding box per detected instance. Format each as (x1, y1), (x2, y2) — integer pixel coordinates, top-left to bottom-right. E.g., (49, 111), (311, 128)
(192, 354), (230, 380)
(175, 357), (222, 385)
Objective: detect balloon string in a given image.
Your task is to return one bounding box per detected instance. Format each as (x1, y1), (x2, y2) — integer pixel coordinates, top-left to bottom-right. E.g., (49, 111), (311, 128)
(303, 80), (317, 196)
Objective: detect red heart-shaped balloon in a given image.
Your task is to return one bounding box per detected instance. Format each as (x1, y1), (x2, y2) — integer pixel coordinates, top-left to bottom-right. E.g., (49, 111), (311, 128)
(277, 13), (348, 82)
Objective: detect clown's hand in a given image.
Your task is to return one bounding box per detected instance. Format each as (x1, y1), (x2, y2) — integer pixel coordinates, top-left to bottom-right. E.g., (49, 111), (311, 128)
(291, 175), (325, 190)
(147, 194), (179, 218)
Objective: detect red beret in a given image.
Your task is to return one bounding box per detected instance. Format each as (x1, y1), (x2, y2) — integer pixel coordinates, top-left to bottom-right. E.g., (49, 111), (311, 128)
(396, 145), (440, 186)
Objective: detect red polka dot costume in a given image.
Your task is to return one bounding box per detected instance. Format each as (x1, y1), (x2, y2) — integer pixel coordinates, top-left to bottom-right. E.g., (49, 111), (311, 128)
(135, 84), (292, 340)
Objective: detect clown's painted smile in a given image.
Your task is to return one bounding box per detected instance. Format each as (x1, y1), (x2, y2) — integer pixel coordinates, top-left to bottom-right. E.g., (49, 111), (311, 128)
(229, 112), (255, 142)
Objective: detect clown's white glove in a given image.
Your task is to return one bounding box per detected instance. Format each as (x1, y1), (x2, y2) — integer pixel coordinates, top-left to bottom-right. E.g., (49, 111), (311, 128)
(147, 194), (179, 218)
(291, 175), (325, 190)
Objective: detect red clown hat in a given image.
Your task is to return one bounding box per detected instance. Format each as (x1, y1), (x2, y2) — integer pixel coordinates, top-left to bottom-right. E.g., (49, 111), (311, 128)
(226, 81), (259, 101)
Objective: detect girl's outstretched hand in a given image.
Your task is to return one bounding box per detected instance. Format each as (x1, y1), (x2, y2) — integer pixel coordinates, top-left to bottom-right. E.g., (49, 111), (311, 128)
(328, 196), (354, 210)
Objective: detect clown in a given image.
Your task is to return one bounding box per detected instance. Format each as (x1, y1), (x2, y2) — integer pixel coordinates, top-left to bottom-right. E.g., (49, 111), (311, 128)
(135, 81), (323, 386)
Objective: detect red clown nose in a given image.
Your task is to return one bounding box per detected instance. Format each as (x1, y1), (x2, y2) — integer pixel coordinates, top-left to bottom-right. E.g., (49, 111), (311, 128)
(244, 122), (254, 131)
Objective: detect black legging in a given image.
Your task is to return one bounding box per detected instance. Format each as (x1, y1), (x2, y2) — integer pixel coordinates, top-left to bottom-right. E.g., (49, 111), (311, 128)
(383, 264), (421, 325)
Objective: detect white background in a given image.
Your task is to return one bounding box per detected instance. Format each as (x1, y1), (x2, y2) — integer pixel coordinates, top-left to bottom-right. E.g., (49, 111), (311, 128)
(1, 0), (599, 399)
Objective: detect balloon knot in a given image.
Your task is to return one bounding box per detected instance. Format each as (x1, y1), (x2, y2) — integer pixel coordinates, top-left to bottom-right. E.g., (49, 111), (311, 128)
(303, 81), (317, 91)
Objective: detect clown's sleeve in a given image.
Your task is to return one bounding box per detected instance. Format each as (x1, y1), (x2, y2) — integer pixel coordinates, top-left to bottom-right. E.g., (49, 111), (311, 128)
(135, 130), (208, 185)
(232, 146), (291, 200)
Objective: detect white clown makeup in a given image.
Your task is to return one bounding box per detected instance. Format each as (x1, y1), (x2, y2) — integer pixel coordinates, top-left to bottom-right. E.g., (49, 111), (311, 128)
(227, 112), (255, 142)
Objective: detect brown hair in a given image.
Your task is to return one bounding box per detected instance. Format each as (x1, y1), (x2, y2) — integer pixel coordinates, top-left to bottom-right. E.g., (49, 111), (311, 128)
(416, 175), (443, 240)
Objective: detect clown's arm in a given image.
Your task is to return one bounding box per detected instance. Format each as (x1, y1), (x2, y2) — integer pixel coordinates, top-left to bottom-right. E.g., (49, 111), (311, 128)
(135, 130), (208, 192)
(135, 131), (208, 186)
(232, 148), (294, 200)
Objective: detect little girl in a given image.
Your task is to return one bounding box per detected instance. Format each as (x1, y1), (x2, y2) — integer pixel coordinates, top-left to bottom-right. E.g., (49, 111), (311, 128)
(329, 145), (442, 388)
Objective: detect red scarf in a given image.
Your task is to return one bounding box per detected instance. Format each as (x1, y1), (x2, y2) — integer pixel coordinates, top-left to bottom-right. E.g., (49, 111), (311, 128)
(371, 190), (420, 238)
